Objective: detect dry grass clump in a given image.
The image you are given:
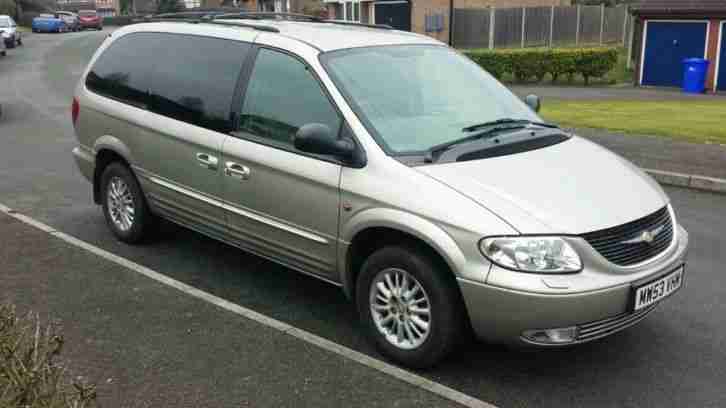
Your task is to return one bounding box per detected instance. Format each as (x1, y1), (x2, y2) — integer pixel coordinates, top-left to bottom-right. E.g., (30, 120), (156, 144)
(0, 304), (96, 408)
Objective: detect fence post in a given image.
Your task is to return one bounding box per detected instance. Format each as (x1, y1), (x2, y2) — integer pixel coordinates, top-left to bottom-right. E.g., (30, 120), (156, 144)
(622, 5), (629, 46)
(626, 15), (635, 70)
(488, 7), (495, 49)
(521, 6), (526, 48)
(575, 4), (581, 45)
(549, 5), (555, 47)
(599, 4), (605, 45)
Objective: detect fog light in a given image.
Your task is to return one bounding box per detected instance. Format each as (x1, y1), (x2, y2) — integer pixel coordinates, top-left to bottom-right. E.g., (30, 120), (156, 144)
(522, 326), (578, 344)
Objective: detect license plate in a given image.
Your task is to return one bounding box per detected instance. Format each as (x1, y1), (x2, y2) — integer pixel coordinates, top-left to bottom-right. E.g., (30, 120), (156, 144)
(632, 266), (684, 311)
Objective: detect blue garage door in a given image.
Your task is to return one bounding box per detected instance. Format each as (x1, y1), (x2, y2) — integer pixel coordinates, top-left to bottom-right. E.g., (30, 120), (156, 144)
(718, 22), (726, 91)
(642, 21), (708, 87)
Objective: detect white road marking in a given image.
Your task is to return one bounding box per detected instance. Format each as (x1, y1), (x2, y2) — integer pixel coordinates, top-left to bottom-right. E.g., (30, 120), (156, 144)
(0, 203), (497, 408)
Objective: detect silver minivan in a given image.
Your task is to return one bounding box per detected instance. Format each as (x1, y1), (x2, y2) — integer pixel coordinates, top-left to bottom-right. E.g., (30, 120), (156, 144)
(72, 15), (688, 367)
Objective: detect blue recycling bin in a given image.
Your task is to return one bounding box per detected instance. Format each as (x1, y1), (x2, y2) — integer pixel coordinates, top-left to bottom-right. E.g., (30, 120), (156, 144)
(682, 58), (710, 93)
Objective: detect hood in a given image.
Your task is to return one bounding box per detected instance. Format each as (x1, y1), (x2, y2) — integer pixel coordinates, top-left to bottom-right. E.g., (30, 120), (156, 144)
(417, 136), (668, 234)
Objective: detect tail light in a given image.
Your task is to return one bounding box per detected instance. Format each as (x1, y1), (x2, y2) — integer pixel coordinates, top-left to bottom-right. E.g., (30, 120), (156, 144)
(71, 97), (79, 126)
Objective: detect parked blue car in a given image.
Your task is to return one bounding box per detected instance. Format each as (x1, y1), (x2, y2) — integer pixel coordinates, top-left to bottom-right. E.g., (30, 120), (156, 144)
(32, 14), (67, 33)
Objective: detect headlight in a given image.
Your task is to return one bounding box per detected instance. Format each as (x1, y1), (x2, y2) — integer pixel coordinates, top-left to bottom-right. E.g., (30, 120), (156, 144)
(480, 236), (582, 273)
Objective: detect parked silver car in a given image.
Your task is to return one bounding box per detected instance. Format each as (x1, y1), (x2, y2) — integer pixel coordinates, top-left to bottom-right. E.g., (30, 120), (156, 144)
(71, 16), (688, 367)
(56, 11), (81, 32)
(0, 15), (22, 48)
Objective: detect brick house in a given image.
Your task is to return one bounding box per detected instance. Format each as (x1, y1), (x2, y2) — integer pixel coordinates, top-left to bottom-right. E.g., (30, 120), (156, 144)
(631, 0), (726, 92)
(323, 0), (568, 43)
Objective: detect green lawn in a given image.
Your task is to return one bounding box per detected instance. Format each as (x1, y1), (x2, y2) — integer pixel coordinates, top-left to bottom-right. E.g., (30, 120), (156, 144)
(542, 99), (726, 144)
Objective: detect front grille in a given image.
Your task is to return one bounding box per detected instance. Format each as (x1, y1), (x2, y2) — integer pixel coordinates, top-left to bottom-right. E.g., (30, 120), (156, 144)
(582, 206), (673, 266)
(577, 305), (657, 342)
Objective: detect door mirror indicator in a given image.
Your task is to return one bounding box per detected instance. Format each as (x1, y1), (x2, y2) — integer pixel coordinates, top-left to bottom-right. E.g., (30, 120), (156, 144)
(294, 123), (355, 159)
(525, 94), (541, 113)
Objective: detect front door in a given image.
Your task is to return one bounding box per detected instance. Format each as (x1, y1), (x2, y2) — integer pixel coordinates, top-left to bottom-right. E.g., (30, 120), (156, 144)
(221, 47), (343, 277)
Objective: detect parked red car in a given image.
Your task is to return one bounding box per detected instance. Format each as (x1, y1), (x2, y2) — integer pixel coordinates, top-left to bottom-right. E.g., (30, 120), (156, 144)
(78, 10), (103, 30)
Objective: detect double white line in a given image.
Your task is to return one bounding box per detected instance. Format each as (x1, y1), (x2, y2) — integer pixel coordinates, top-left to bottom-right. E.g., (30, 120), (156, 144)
(0, 202), (496, 408)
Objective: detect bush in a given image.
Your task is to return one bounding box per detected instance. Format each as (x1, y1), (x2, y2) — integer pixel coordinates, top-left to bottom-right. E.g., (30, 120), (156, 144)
(0, 0), (16, 18)
(0, 304), (97, 408)
(463, 47), (619, 86)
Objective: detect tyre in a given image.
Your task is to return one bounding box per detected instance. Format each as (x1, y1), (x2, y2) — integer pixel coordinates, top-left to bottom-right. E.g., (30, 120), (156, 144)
(5, 39), (14, 49)
(100, 162), (155, 244)
(356, 245), (465, 368)
(16, 37), (22, 46)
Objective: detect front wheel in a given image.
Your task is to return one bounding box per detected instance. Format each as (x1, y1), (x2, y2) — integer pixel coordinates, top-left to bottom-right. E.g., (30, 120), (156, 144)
(100, 162), (155, 244)
(356, 245), (466, 368)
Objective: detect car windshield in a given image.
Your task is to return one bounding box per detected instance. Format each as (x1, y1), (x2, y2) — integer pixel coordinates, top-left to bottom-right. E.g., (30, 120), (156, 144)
(321, 45), (542, 154)
(79, 11), (96, 16)
(0, 18), (9, 27)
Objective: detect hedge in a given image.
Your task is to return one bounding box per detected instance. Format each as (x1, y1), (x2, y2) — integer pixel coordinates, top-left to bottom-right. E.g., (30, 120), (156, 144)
(464, 47), (618, 85)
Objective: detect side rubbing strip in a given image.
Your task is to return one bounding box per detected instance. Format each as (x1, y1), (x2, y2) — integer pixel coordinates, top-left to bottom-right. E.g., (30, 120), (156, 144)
(149, 176), (329, 245)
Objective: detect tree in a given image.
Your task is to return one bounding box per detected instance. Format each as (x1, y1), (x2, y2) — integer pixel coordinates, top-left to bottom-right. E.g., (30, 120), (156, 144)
(0, 0), (17, 18)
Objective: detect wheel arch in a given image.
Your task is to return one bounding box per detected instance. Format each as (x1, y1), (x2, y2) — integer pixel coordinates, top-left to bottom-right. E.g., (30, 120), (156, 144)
(92, 136), (134, 204)
(340, 209), (467, 300)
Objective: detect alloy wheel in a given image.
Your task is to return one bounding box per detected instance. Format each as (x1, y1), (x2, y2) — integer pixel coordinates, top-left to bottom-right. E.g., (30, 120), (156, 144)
(369, 267), (432, 350)
(107, 176), (135, 232)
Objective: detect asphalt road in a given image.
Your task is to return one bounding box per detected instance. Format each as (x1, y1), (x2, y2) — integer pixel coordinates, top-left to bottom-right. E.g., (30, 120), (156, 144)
(1, 30), (726, 408)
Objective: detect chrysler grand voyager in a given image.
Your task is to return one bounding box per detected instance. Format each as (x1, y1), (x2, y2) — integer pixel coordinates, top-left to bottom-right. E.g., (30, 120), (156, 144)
(71, 14), (688, 368)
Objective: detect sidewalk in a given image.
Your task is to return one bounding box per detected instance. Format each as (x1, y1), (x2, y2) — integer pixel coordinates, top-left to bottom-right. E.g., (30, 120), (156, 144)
(0, 212), (464, 408)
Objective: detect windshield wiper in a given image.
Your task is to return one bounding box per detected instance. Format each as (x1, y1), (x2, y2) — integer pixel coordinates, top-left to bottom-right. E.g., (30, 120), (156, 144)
(423, 119), (559, 163)
(462, 118), (558, 132)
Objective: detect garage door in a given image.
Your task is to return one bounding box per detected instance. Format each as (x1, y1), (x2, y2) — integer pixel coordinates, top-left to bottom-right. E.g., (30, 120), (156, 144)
(374, 1), (411, 31)
(718, 22), (726, 91)
(641, 21), (709, 87)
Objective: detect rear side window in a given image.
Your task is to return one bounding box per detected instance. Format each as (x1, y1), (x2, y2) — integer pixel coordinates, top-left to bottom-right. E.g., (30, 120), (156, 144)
(148, 34), (250, 133)
(85, 33), (157, 108)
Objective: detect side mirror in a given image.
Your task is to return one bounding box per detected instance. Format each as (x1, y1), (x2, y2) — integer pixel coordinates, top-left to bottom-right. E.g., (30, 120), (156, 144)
(525, 94), (541, 113)
(294, 123), (355, 159)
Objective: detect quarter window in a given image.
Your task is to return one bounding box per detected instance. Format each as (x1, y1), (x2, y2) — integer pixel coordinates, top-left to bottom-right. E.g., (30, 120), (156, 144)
(85, 33), (157, 108)
(239, 49), (341, 148)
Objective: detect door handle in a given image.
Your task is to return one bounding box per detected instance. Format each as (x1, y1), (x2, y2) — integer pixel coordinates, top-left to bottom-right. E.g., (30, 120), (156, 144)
(224, 162), (251, 180)
(196, 153), (218, 170)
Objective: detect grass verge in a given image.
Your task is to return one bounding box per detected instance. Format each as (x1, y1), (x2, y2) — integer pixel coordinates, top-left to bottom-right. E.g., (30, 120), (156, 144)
(0, 303), (97, 407)
(542, 99), (726, 144)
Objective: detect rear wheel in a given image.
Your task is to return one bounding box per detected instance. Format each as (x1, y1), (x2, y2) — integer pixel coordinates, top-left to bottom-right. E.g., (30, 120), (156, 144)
(356, 245), (465, 368)
(100, 162), (155, 244)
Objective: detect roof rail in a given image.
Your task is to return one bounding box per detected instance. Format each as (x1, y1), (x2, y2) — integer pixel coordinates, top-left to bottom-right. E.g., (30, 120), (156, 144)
(145, 12), (280, 33)
(146, 11), (392, 32)
(212, 12), (393, 29)
(321, 19), (393, 30)
(207, 19), (280, 32)
(212, 12), (323, 21)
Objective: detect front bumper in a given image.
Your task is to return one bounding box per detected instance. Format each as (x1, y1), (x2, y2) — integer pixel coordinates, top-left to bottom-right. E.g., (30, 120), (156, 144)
(458, 224), (689, 346)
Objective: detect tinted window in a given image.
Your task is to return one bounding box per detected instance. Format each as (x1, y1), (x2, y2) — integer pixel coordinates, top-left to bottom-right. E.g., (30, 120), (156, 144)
(148, 34), (250, 133)
(85, 33), (157, 108)
(239, 49), (341, 147)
